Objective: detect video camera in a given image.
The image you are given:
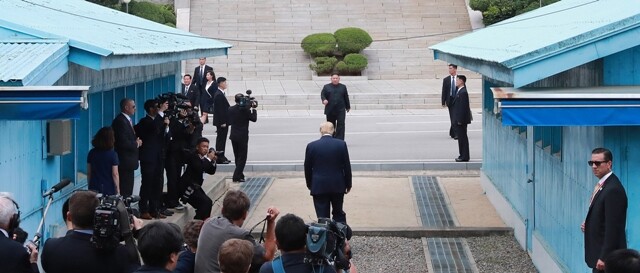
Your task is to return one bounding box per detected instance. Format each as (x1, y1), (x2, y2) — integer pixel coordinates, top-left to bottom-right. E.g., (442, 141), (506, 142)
(157, 92), (201, 127)
(305, 218), (352, 271)
(91, 194), (139, 251)
(238, 90), (258, 109)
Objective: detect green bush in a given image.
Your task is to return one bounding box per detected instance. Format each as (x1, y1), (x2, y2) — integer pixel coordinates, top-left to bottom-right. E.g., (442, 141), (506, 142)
(126, 1), (176, 26)
(469, 0), (559, 25)
(301, 33), (336, 57)
(334, 27), (372, 54)
(309, 57), (338, 75)
(335, 53), (368, 74)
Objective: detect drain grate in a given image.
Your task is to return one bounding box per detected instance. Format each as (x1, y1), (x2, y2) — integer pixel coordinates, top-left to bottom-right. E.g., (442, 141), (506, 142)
(412, 176), (455, 227)
(427, 238), (474, 273)
(239, 177), (273, 212)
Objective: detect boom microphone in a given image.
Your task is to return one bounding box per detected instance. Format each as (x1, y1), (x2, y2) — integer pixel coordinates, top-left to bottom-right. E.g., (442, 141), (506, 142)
(42, 178), (71, 197)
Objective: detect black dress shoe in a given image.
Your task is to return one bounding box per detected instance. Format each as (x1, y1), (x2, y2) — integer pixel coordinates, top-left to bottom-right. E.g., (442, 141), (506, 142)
(217, 160), (231, 164)
(160, 209), (174, 216)
(455, 158), (469, 162)
(233, 178), (246, 183)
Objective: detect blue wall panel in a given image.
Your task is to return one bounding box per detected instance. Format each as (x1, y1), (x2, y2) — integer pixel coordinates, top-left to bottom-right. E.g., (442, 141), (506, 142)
(603, 46), (640, 86)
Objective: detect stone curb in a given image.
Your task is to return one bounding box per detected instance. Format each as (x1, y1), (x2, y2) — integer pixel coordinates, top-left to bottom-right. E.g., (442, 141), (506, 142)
(250, 226), (513, 239)
(215, 161), (482, 172)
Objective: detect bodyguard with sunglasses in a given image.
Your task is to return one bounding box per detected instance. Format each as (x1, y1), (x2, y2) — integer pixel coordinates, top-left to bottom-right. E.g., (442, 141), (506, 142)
(581, 147), (628, 273)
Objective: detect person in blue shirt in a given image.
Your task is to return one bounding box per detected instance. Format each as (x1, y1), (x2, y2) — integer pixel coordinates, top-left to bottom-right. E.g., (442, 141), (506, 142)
(87, 127), (120, 195)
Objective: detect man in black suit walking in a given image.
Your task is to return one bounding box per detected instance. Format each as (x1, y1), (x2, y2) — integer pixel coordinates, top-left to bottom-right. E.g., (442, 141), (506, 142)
(182, 74), (200, 108)
(321, 73), (350, 140)
(227, 93), (257, 182)
(582, 147), (628, 273)
(451, 75), (472, 162)
(0, 194), (38, 273)
(441, 64), (458, 139)
(304, 122), (352, 223)
(193, 57), (214, 94)
(112, 98), (142, 197)
(212, 77), (231, 164)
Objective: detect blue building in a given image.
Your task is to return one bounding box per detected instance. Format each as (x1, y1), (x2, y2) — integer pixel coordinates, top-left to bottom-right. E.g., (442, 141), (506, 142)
(0, 0), (230, 238)
(431, 0), (640, 272)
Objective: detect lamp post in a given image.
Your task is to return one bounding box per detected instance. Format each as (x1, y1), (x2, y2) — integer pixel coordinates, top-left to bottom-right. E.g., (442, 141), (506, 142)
(123, 0), (131, 13)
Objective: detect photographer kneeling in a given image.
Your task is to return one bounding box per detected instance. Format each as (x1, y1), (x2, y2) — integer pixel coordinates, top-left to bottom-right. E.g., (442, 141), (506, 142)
(41, 190), (141, 273)
(179, 137), (217, 220)
(259, 214), (356, 273)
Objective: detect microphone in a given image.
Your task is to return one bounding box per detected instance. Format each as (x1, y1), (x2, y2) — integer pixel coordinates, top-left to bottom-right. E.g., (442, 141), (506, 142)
(42, 178), (71, 197)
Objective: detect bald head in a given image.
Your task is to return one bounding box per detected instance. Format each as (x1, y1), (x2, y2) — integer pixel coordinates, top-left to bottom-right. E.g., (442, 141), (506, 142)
(319, 122), (335, 135)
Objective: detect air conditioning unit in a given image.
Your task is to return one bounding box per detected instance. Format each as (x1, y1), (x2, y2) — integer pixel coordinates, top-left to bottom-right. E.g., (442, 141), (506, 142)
(48, 120), (72, 156)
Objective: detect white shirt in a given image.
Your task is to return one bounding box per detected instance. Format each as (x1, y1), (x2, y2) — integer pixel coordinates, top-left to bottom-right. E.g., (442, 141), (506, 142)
(0, 227), (8, 238)
(598, 171), (613, 186)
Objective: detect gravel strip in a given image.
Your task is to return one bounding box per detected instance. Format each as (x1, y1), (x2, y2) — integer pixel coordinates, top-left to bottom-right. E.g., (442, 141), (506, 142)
(466, 235), (537, 273)
(349, 236), (428, 273)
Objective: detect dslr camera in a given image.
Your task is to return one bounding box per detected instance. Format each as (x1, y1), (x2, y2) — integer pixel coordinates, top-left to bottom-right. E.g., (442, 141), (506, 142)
(91, 194), (139, 251)
(305, 218), (352, 271)
(238, 90), (258, 109)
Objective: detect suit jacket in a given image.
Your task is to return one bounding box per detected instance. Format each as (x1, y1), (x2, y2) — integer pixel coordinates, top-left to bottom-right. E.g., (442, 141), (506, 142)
(41, 230), (137, 273)
(451, 86), (472, 125)
(133, 265), (171, 273)
(227, 105), (257, 143)
(321, 83), (350, 115)
(0, 231), (37, 273)
(200, 82), (217, 113)
(584, 173), (628, 268)
(180, 152), (217, 187)
(193, 65), (214, 90)
(441, 75), (456, 106)
(212, 89), (230, 126)
(112, 113), (139, 170)
(304, 135), (352, 195)
(135, 115), (165, 163)
(181, 83), (200, 107)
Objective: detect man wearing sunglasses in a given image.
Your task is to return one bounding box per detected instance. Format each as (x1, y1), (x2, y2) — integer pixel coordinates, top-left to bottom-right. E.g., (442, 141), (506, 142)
(582, 147), (628, 273)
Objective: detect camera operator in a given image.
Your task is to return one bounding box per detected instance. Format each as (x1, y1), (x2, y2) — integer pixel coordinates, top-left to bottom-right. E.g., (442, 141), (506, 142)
(164, 107), (195, 210)
(179, 137), (217, 220)
(227, 93), (257, 183)
(41, 191), (141, 273)
(0, 193), (38, 273)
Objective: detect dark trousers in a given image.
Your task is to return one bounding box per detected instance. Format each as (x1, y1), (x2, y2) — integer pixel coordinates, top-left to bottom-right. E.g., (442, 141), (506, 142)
(118, 166), (135, 197)
(592, 268), (604, 273)
(455, 123), (469, 160)
(215, 125), (229, 161)
(139, 161), (163, 214)
(447, 105), (456, 138)
(187, 186), (212, 220)
(231, 139), (248, 181)
(164, 153), (183, 207)
(326, 110), (346, 140)
(313, 193), (347, 223)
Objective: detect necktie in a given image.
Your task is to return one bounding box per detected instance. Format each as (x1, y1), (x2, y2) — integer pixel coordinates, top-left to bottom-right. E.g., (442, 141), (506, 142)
(589, 183), (601, 206)
(200, 66), (204, 82)
(184, 85), (189, 95)
(451, 76), (456, 97)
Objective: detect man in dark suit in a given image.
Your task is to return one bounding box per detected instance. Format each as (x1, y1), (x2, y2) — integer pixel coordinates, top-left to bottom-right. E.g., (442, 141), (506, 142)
(227, 93), (257, 182)
(321, 73), (350, 140)
(212, 77), (231, 164)
(181, 74), (200, 107)
(0, 194), (38, 273)
(304, 122), (352, 223)
(112, 98), (142, 197)
(193, 57), (215, 94)
(41, 191), (140, 273)
(441, 64), (458, 139)
(451, 75), (472, 162)
(135, 99), (169, 219)
(582, 148), (628, 273)
(179, 138), (217, 220)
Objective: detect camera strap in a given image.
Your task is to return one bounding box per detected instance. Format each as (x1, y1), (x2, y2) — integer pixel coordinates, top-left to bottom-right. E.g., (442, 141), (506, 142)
(247, 215), (268, 244)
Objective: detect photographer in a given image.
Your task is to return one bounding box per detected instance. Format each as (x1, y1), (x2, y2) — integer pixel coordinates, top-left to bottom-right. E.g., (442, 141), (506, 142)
(0, 193), (38, 273)
(164, 107), (196, 210)
(227, 93), (257, 183)
(179, 137), (217, 220)
(41, 191), (141, 273)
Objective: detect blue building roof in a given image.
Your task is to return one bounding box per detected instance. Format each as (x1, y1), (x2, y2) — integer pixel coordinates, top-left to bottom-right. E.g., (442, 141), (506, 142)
(0, 39), (69, 86)
(430, 0), (640, 87)
(0, 0), (231, 70)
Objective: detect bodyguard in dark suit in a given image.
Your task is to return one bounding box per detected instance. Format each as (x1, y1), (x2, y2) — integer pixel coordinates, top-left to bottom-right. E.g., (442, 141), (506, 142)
(451, 75), (472, 162)
(321, 73), (351, 140)
(441, 64), (458, 139)
(181, 74), (200, 107)
(227, 93), (257, 182)
(0, 194), (38, 273)
(164, 110), (194, 209)
(193, 57), (214, 93)
(582, 148), (628, 273)
(213, 77), (231, 164)
(41, 191), (139, 273)
(180, 138), (217, 220)
(304, 122), (352, 223)
(112, 98), (142, 197)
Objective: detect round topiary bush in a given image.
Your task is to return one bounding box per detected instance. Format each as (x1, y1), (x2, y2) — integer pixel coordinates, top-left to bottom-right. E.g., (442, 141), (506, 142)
(334, 27), (372, 55)
(335, 53), (368, 75)
(310, 57), (338, 75)
(301, 33), (336, 57)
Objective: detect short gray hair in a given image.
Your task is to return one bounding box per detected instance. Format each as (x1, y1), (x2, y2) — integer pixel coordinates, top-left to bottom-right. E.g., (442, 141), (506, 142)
(319, 122), (335, 135)
(0, 193), (18, 228)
